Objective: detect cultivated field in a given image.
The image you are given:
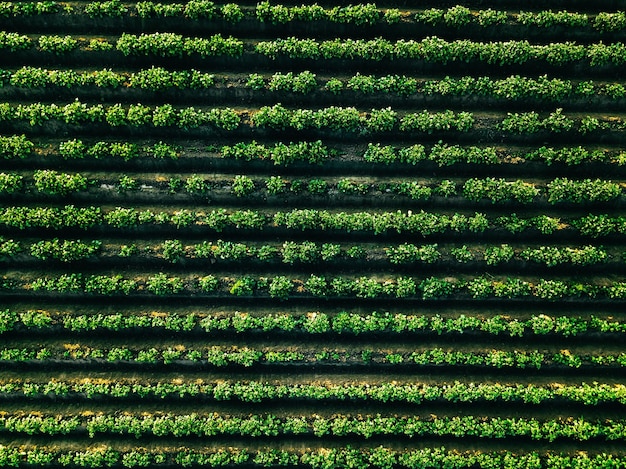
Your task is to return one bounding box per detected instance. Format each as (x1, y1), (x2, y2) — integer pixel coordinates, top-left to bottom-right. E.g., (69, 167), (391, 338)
(1, 1), (626, 467)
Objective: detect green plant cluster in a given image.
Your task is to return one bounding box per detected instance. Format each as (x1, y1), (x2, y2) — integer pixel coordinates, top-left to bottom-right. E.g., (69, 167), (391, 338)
(415, 7), (626, 32)
(115, 33), (243, 57)
(2, 66), (215, 90)
(29, 239), (101, 262)
(0, 32), (38, 51)
(516, 10), (602, 28)
(398, 109), (474, 132)
(189, 240), (348, 263)
(37, 34), (77, 54)
(30, 273), (137, 295)
(3, 1), (626, 36)
(463, 178), (540, 203)
(0, 205), (102, 229)
(498, 108), (626, 134)
(423, 74), (626, 100)
(573, 214), (626, 237)
(256, 36), (626, 66)
(220, 140), (331, 165)
(525, 146), (611, 165)
(58, 140), (180, 160)
(454, 177), (622, 205)
(364, 143), (620, 166)
(256, 2), (393, 25)
(343, 72), (418, 95)
(0, 445), (242, 468)
(133, 1), (242, 20)
(0, 135), (34, 159)
(365, 142), (496, 166)
(0, 101), (240, 129)
(249, 71), (318, 93)
(82, 0), (127, 17)
(519, 246), (608, 267)
(31, 170), (88, 195)
(252, 104), (473, 133)
(547, 178), (622, 203)
(0, 172), (22, 193)
(121, 67), (216, 90)
(0, 236), (20, 260)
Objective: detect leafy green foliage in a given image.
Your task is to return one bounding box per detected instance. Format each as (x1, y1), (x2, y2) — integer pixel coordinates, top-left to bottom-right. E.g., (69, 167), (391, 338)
(146, 273), (184, 295)
(116, 33), (243, 58)
(32, 170), (87, 195)
(30, 239), (101, 262)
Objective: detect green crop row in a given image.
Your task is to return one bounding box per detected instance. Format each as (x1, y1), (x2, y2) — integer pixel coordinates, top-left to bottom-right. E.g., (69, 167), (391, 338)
(94, 239), (620, 268)
(0, 344), (624, 369)
(250, 105), (474, 133)
(0, 101), (240, 129)
(27, 239), (101, 262)
(255, 36), (626, 66)
(5, 32), (626, 67)
(3, 1), (626, 34)
(220, 140), (333, 165)
(0, 101), (475, 134)
(0, 237), (106, 262)
(6, 66), (626, 103)
(0, 0), (239, 20)
(355, 72), (620, 100)
(498, 108), (625, 134)
(0, 309), (622, 338)
(0, 31), (244, 56)
(1, 66), (217, 90)
(258, 4), (626, 33)
(0, 205), (619, 237)
(252, 104), (626, 134)
(416, 7), (602, 30)
(0, 444), (621, 469)
(5, 271), (626, 300)
(365, 143), (622, 166)
(268, 175), (621, 204)
(415, 7), (626, 32)
(59, 139), (181, 160)
(116, 32), (243, 57)
(0, 1), (395, 26)
(1, 237), (613, 270)
(3, 411), (626, 442)
(3, 135), (624, 167)
(0, 136), (182, 160)
(1, 378), (624, 406)
(250, 71), (626, 101)
(464, 177), (623, 204)
(3, 169), (624, 205)
(130, 1), (244, 21)
(225, 141), (619, 166)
